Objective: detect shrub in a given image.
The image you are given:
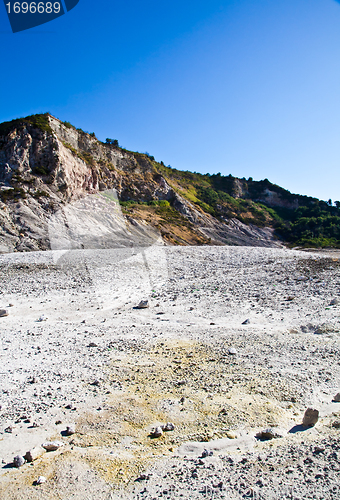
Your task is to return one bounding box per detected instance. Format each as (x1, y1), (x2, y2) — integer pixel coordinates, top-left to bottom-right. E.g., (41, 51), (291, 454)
(158, 200), (170, 207)
(33, 165), (49, 176)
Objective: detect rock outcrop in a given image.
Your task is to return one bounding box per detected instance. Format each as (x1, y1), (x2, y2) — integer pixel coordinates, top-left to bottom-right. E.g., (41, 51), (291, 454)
(0, 114), (283, 252)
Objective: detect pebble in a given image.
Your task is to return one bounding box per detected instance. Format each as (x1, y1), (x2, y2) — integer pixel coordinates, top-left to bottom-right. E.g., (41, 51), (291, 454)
(255, 428), (285, 440)
(13, 455), (25, 468)
(4, 426), (13, 433)
(136, 300), (149, 309)
(42, 441), (64, 451)
(228, 348), (237, 355)
(37, 314), (47, 322)
(0, 309), (9, 317)
(333, 393), (340, 402)
(162, 422), (175, 432)
(330, 298), (339, 305)
(242, 319), (250, 324)
(226, 431), (237, 439)
(151, 426), (163, 438)
(36, 476), (46, 485)
(201, 449), (213, 458)
(65, 425), (75, 435)
(24, 447), (45, 462)
(302, 408), (319, 428)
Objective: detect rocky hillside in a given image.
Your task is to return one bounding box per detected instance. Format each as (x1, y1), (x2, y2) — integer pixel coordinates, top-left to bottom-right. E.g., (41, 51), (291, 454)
(0, 113), (338, 252)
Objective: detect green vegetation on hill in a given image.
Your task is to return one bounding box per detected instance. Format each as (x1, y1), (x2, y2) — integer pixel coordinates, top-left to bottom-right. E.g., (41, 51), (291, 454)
(0, 113), (52, 136)
(155, 164), (340, 248)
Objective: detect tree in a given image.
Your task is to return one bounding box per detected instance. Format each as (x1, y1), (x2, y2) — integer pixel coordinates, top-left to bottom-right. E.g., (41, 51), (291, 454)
(105, 138), (119, 147)
(335, 201), (340, 209)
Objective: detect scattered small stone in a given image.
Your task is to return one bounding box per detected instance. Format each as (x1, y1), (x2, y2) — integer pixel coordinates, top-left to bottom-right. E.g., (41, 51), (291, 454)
(213, 481), (224, 489)
(0, 309), (9, 317)
(162, 422), (175, 432)
(180, 397), (185, 403)
(87, 342), (98, 348)
(65, 425), (75, 436)
(315, 323), (335, 335)
(55, 420), (62, 425)
(226, 431), (237, 439)
(228, 348), (237, 355)
(32, 422), (39, 428)
(189, 307), (194, 311)
(91, 379), (100, 386)
(136, 300), (149, 309)
(201, 449), (213, 458)
(287, 296), (295, 301)
(42, 441), (63, 451)
(151, 426), (163, 438)
(13, 455), (25, 468)
(8, 303), (14, 307)
(242, 319), (250, 325)
(36, 476), (46, 485)
(81, 320), (86, 323)
(210, 322), (215, 325)
(256, 428), (285, 440)
(330, 298), (339, 305)
(37, 315), (47, 322)
(332, 393), (340, 402)
(4, 426), (13, 433)
(302, 408), (319, 427)
(135, 474), (150, 481)
(24, 447), (45, 462)
(65, 404), (73, 409)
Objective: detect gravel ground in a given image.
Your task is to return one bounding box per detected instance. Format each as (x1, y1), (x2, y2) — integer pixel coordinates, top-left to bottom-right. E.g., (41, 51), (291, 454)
(0, 245), (339, 499)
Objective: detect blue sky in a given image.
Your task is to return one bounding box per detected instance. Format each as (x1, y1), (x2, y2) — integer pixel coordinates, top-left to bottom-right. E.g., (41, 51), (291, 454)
(1, 0), (340, 202)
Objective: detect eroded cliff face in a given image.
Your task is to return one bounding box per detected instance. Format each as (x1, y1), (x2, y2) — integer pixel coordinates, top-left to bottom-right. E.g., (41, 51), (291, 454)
(0, 115), (282, 252)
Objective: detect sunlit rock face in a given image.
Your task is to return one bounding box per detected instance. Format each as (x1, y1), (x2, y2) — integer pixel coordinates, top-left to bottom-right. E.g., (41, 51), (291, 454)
(0, 114), (283, 253)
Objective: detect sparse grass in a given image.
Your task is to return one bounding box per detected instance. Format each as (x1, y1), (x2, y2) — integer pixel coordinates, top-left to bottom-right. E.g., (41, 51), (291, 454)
(0, 113), (52, 136)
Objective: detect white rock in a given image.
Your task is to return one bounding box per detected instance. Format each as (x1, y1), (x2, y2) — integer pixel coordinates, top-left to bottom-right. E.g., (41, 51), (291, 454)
(151, 426), (163, 438)
(302, 408), (319, 427)
(13, 455), (25, 467)
(162, 422), (175, 432)
(228, 348), (237, 355)
(36, 476), (46, 485)
(42, 441), (64, 451)
(65, 425), (75, 435)
(38, 314), (47, 322)
(136, 300), (149, 309)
